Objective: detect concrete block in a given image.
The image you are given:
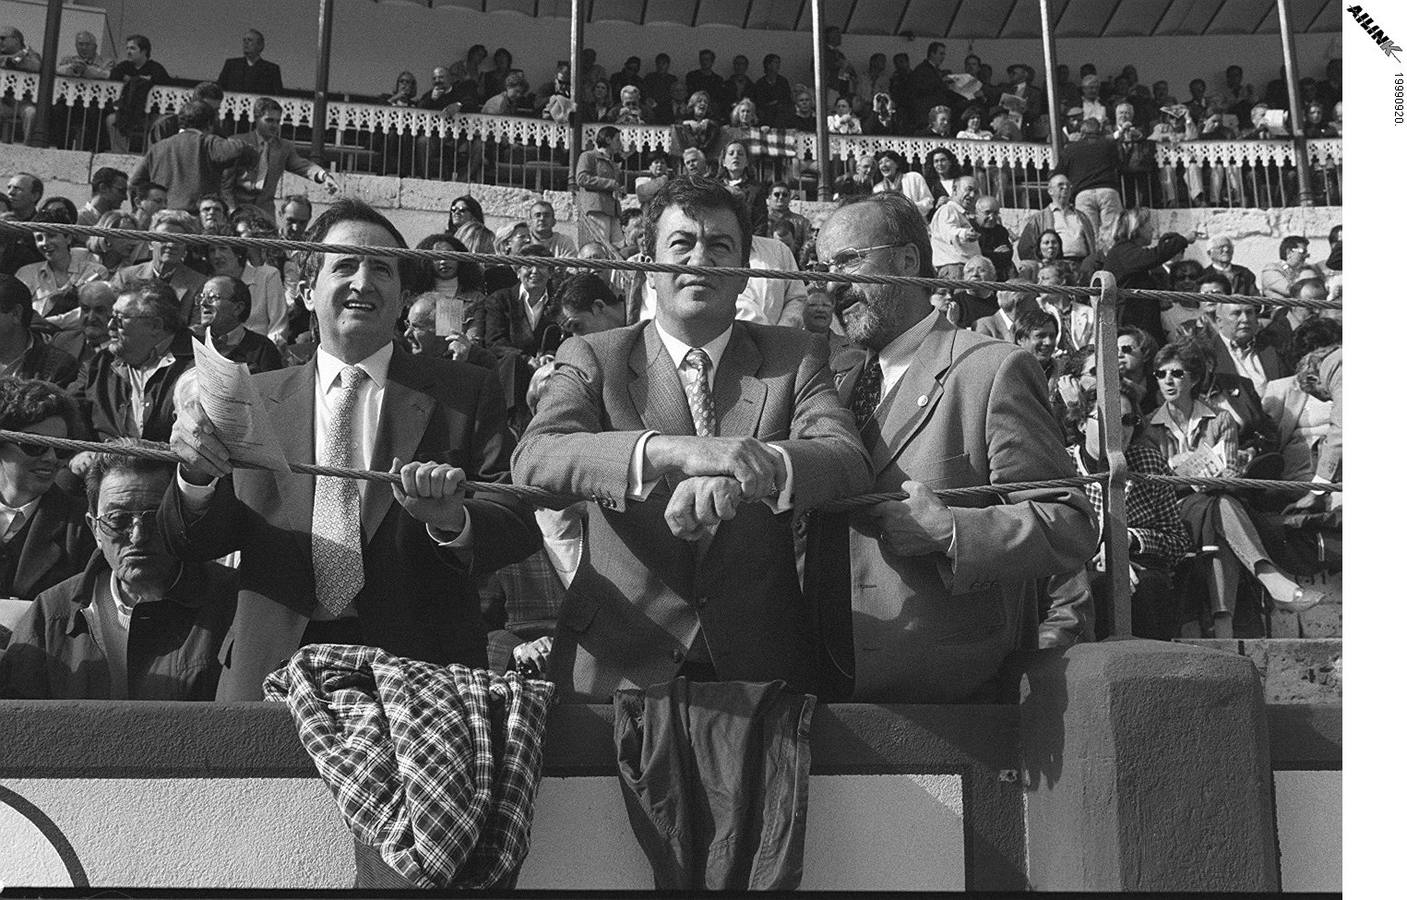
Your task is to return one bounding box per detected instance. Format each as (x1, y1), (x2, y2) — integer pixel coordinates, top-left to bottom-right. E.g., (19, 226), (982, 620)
(396, 176), (471, 214)
(1021, 640), (1278, 893)
(1250, 639), (1342, 706)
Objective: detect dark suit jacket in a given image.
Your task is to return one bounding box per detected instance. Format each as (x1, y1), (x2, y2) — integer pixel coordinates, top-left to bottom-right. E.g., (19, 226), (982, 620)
(79, 331), (195, 443)
(1207, 334), (1283, 453)
(48, 329), (97, 391)
(216, 56), (283, 95)
(221, 132), (320, 217)
(484, 287), (562, 357)
(110, 262), (208, 326)
(17, 338), (79, 387)
(808, 323), (1098, 703)
(512, 321), (872, 701)
(199, 326), (284, 374)
(0, 486), (94, 603)
(158, 345), (541, 701)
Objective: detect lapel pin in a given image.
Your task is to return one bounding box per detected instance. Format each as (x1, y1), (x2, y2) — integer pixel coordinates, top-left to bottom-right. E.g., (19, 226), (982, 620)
(917, 394), (929, 406)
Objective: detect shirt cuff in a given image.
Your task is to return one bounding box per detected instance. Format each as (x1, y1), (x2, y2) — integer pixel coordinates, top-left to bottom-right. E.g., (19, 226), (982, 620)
(946, 515), (957, 557)
(761, 443), (795, 513)
(427, 505), (473, 547)
(627, 430), (662, 501)
(175, 468), (217, 514)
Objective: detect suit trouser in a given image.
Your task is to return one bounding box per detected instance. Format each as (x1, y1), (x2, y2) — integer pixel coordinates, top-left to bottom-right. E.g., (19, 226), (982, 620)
(614, 678), (816, 891)
(1074, 186), (1123, 252)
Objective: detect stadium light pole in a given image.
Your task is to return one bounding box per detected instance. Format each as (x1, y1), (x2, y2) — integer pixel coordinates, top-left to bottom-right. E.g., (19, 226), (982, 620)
(1038, 0), (1062, 168)
(310, 0), (335, 164)
(25, 0), (64, 148)
(1274, 0), (1316, 206)
(810, 0), (832, 198)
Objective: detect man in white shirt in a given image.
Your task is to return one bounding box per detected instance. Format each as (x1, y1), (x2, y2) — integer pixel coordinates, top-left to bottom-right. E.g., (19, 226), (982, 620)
(929, 175), (981, 277)
(526, 199), (577, 257)
(512, 175), (870, 701)
(163, 198), (540, 700)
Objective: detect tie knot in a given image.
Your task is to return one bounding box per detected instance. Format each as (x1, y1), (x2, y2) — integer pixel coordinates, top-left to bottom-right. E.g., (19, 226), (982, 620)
(684, 348), (711, 374)
(340, 365), (368, 391)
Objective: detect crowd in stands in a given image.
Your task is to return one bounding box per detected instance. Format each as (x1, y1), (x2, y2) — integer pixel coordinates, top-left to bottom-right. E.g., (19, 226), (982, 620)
(0, 21), (1342, 704)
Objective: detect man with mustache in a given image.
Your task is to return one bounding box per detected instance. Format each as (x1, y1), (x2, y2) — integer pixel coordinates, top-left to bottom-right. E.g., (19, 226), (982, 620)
(808, 192), (1098, 703)
(513, 175), (871, 701)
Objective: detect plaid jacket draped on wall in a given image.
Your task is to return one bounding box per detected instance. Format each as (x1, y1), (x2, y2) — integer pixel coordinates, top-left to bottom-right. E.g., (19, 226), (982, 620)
(265, 644), (555, 889)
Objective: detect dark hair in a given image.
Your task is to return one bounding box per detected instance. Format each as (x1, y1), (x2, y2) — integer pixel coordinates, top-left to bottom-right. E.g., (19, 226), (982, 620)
(1286, 316), (1342, 368)
(1060, 345), (1096, 380)
(119, 280), (183, 335)
(1169, 259), (1204, 287)
(91, 166), (126, 193)
(205, 225), (248, 266)
(1197, 270), (1232, 293)
(13, 172), (43, 201)
(493, 47), (512, 66)
(1278, 235), (1309, 259)
(247, 28), (265, 43)
(594, 125), (620, 148)
(1013, 309), (1058, 343)
(1066, 381), (1144, 441)
(620, 207), (643, 228)
(85, 438), (174, 514)
(557, 273), (622, 315)
(207, 274), (253, 322)
(834, 192), (935, 278)
(198, 193), (228, 214)
(125, 34), (151, 55)
(656, 52), (671, 65)
(0, 376), (79, 435)
(1036, 228), (1063, 259)
(142, 182), (168, 199)
(1116, 324), (1158, 377)
(191, 81), (223, 105)
(642, 174), (754, 266)
(926, 41), (944, 57)
(299, 198), (415, 291)
(33, 206), (75, 228)
(763, 53), (780, 67)
(415, 233), (483, 292)
(282, 194), (313, 216)
(252, 96), (283, 120)
(1153, 339), (1209, 392)
(0, 273), (35, 329)
(448, 194), (484, 233)
(1328, 224), (1342, 245)
(177, 100), (216, 131)
(517, 243), (551, 260)
(876, 149), (908, 169)
(924, 147), (959, 176)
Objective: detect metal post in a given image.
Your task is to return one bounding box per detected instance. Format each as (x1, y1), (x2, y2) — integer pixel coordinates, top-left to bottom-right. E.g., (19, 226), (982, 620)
(1274, 0), (1315, 206)
(1092, 270), (1132, 637)
(568, 0), (585, 190)
(810, 0), (832, 198)
(310, 0), (335, 164)
(25, 0), (65, 148)
(1038, 0), (1062, 169)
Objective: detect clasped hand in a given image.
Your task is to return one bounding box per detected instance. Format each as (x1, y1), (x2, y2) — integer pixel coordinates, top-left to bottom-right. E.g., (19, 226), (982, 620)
(649, 435), (785, 502)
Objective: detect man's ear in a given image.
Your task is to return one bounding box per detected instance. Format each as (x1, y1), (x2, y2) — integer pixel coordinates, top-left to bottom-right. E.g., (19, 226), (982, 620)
(899, 243), (921, 276)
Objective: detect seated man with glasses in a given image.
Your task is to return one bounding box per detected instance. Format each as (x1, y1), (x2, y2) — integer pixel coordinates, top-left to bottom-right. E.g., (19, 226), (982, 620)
(77, 281), (193, 447)
(0, 379), (93, 648)
(0, 439), (237, 699)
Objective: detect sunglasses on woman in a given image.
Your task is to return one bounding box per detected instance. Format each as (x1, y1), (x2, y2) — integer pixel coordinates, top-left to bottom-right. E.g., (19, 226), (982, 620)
(1155, 368), (1187, 380)
(10, 441), (75, 461)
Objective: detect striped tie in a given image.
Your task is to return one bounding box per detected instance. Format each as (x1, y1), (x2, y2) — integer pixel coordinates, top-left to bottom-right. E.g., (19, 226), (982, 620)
(311, 365), (368, 617)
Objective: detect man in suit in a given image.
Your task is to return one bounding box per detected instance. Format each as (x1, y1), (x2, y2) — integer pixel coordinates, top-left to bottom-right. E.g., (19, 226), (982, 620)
(215, 30), (283, 95)
(194, 275), (283, 374)
(807, 193), (1098, 704)
(109, 209), (207, 325)
(484, 245), (562, 360)
(222, 97), (339, 219)
(575, 126), (626, 249)
(163, 199), (540, 701)
(513, 175), (871, 702)
(128, 100), (256, 213)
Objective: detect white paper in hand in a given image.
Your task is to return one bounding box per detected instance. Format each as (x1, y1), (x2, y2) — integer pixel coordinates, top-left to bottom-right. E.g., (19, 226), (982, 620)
(191, 333), (291, 473)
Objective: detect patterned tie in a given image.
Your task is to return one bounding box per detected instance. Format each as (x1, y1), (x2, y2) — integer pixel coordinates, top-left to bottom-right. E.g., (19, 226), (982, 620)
(311, 365), (368, 617)
(850, 355), (884, 428)
(682, 348), (716, 438)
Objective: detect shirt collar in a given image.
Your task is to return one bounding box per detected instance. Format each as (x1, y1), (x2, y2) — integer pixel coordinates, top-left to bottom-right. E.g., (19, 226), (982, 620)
(219, 324), (248, 347)
(315, 342), (394, 395)
(1149, 399), (1218, 428)
(653, 320), (734, 373)
(1218, 330), (1253, 353)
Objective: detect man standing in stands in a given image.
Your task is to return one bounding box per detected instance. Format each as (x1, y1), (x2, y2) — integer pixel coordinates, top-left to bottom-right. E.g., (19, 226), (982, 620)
(685, 49), (730, 114)
(164, 198), (540, 701)
(809, 193), (1097, 703)
(223, 97), (339, 219)
(1015, 174), (1098, 279)
(0, 174), (43, 276)
(216, 30), (283, 95)
(575, 126), (625, 248)
(513, 175), (871, 701)
(752, 54), (791, 128)
(1055, 118), (1123, 251)
(129, 101), (255, 213)
(106, 35), (171, 153)
(929, 175), (981, 278)
(58, 30), (112, 78)
(972, 195), (1015, 281)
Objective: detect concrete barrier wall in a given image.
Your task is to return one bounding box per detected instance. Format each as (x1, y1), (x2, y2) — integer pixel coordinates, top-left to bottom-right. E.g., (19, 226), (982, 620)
(6, 143), (1342, 278)
(0, 648), (1341, 891)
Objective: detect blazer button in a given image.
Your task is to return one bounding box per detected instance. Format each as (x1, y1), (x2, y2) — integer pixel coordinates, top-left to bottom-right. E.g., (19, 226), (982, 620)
(671, 649), (684, 663)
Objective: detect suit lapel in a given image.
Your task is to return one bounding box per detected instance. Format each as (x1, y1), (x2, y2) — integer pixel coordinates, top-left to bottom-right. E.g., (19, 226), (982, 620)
(265, 363), (317, 548)
(713, 326), (765, 438)
(628, 324), (695, 437)
(13, 489), (65, 593)
(870, 322), (960, 475)
(366, 348), (435, 536)
(831, 344), (866, 404)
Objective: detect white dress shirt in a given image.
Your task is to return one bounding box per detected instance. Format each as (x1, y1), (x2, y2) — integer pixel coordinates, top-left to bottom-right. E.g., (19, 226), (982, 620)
(735, 235), (807, 326)
(241, 262), (287, 338)
(930, 200), (980, 268)
(627, 321), (794, 511)
(1218, 332), (1268, 395)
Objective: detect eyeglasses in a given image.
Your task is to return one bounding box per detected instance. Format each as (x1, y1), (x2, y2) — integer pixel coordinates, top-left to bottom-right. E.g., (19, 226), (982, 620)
(810, 242), (906, 274)
(1119, 413), (1141, 427)
(9, 440), (75, 460)
(1155, 368), (1187, 380)
(1116, 344), (1138, 355)
(108, 312), (161, 328)
(93, 509), (160, 539)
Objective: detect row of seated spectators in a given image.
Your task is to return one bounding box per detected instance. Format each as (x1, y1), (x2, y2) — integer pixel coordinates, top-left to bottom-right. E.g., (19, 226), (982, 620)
(0, 150), (1339, 696)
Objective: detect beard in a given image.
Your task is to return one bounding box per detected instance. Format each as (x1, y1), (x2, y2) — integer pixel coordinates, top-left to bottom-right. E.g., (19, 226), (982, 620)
(838, 281), (907, 349)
